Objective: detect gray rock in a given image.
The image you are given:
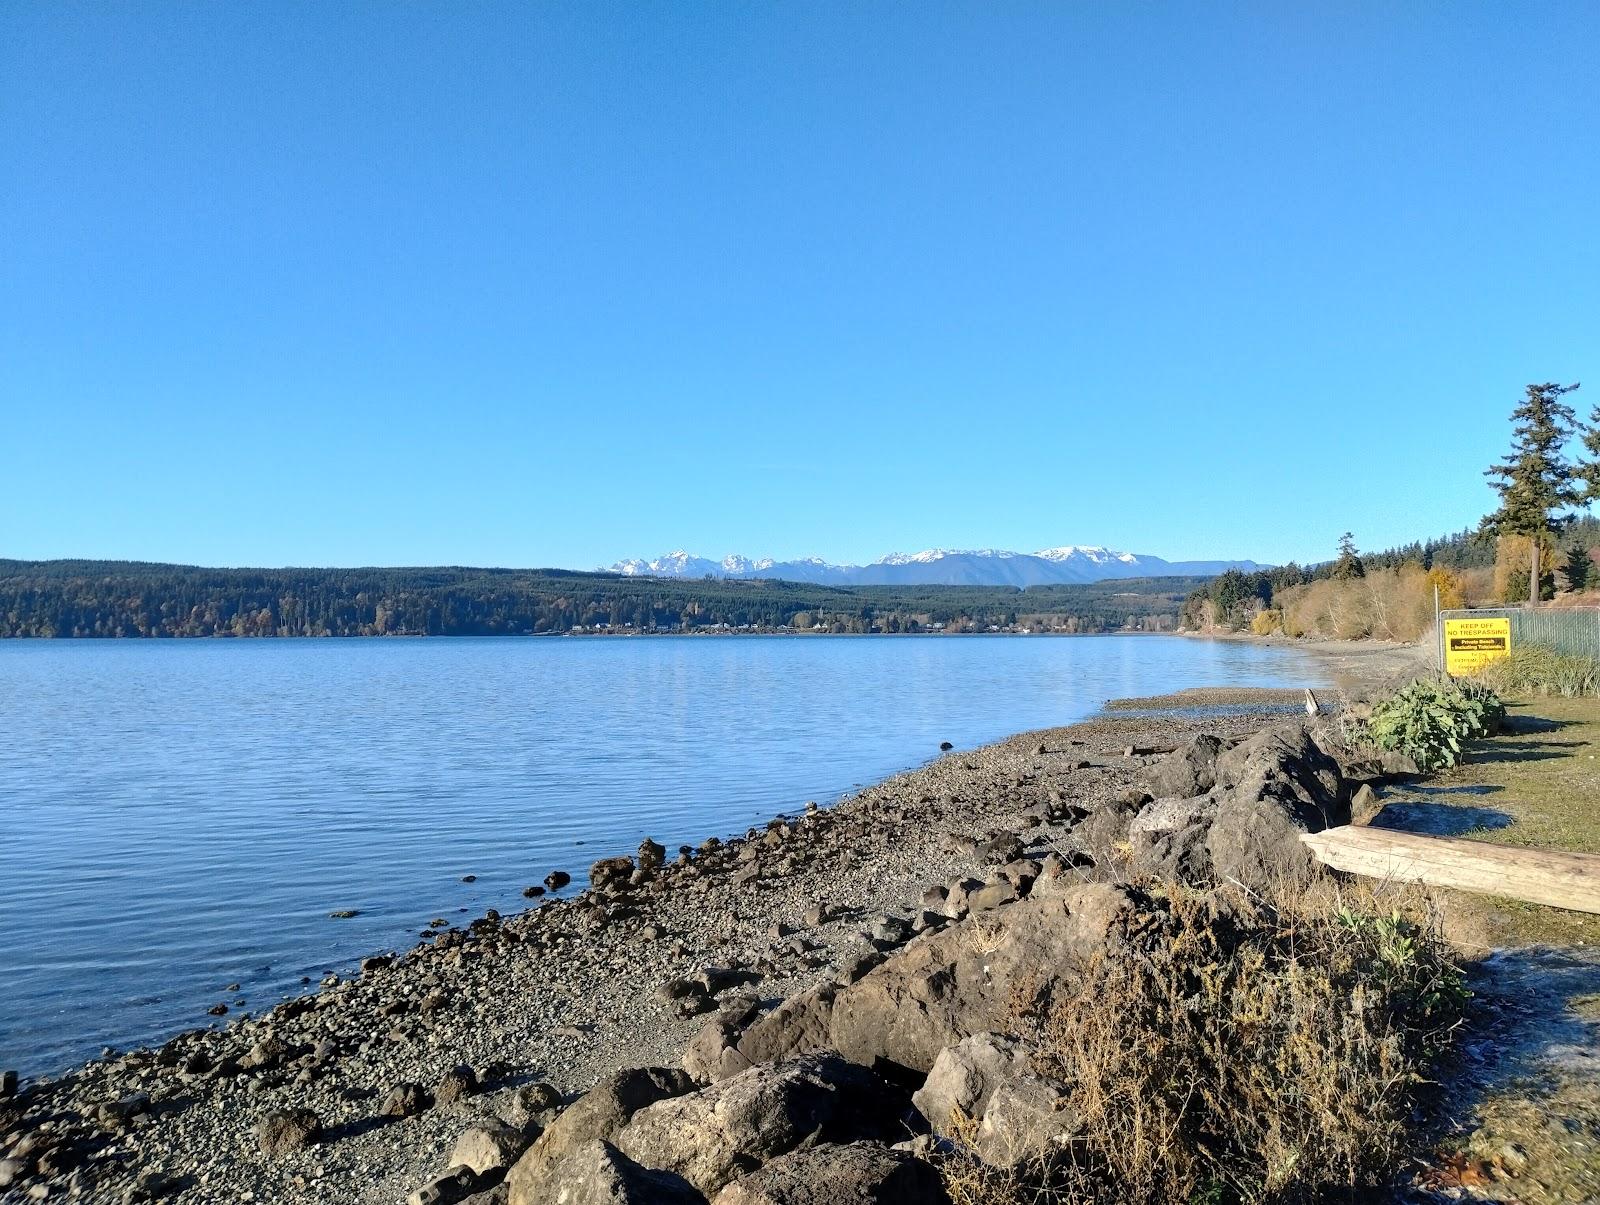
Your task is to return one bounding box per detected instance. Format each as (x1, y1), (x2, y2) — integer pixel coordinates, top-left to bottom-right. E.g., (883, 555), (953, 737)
(505, 1066), (694, 1200)
(712, 1141), (948, 1204)
(1350, 782), (1382, 826)
(408, 1166), (490, 1205)
(381, 1082), (432, 1117)
(614, 1052), (905, 1195)
(450, 1117), (532, 1175)
(1145, 735), (1223, 799)
(973, 1075), (1078, 1168)
(733, 984), (838, 1072)
(1208, 721), (1349, 888)
(254, 1107), (321, 1156)
(912, 1033), (1023, 1136)
(437, 1064), (480, 1105)
(1129, 795), (1219, 883)
(510, 1139), (704, 1205)
(590, 856), (636, 892)
(825, 885), (1143, 1073)
(868, 915), (910, 948)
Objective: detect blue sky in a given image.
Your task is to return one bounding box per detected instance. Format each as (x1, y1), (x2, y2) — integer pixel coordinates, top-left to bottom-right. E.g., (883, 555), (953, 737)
(3, 3), (1596, 570)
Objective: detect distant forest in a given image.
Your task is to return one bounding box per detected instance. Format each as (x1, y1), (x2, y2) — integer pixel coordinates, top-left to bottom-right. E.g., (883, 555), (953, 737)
(0, 560), (1204, 638)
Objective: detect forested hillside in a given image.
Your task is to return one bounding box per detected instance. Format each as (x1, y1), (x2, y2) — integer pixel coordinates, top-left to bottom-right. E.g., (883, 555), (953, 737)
(1182, 516), (1600, 639)
(0, 560), (1200, 638)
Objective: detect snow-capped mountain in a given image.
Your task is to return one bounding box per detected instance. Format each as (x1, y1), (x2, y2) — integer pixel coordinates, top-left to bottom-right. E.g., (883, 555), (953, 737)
(607, 546), (1263, 586)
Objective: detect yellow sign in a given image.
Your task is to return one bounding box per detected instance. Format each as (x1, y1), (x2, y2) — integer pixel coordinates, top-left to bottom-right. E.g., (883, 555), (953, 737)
(1443, 616), (1512, 676)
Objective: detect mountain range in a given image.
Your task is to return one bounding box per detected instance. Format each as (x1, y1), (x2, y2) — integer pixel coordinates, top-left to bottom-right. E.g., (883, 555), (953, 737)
(607, 546), (1264, 587)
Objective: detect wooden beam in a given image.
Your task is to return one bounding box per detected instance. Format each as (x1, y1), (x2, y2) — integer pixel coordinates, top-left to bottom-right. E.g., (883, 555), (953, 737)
(1301, 825), (1600, 915)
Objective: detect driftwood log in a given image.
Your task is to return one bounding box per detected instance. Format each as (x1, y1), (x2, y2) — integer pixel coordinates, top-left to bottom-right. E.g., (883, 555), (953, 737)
(1301, 825), (1600, 915)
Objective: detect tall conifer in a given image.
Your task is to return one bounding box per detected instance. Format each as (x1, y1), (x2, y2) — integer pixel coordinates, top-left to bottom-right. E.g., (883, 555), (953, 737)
(1482, 382), (1581, 607)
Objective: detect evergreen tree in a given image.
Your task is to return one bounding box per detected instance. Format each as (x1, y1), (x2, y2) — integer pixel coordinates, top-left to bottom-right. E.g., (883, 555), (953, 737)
(1332, 533), (1365, 580)
(1482, 382), (1581, 608)
(1567, 540), (1593, 593)
(1579, 393), (1600, 505)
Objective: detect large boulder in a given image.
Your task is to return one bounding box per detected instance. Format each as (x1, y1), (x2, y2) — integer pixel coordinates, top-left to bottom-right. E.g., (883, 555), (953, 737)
(711, 1142), (949, 1204)
(1145, 735), (1223, 799)
(1208, 722), (1349, 887)
(911, 1033), (1024, 1136)
(825, 885), (1142, 1073)
(733, 984), (839, 1071)
(514, 1139), (704, 1205)
(506, 1067), (694, 1204)
(684, 998), (765, 1084)
(614, 1052), (906, 1196)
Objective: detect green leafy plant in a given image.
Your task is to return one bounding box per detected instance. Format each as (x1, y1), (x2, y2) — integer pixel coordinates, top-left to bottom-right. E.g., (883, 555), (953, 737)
(1362, 678), (1505, 771)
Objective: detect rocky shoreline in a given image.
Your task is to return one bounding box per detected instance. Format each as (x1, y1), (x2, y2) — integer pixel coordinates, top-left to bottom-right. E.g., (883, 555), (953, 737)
(0, 646), (1423, 1204)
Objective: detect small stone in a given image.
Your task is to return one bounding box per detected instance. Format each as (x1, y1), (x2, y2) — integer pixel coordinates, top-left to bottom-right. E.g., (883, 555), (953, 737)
(543, 870), (571, 891)
(449, 1117), (530, 1174)
(379, 1082), (432, 1117)
(802, 903), (836, 927)
(0, 1069), (15, 1098)
(521, 885), (545, 898)
(405, 1165), (486, 1205)
(637, 837), (666, 871)
(328, 909), (359, 919)
(255, 1108), (322, 1156)
(435, 1064), (479, 1105)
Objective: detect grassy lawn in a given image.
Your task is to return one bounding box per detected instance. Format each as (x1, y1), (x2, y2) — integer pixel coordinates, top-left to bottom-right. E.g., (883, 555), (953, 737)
(1379, 694), (1600, 947)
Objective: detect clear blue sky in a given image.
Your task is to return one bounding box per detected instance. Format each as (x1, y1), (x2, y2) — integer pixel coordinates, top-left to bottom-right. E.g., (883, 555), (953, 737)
(3, 3), (1596, 570)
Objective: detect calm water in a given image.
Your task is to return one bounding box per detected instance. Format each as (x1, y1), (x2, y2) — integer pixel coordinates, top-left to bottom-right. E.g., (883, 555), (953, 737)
(0, 635), (1323, 1078)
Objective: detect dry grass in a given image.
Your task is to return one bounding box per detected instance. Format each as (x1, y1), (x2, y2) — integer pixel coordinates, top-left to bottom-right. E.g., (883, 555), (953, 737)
(938, 878), (1466, 1205)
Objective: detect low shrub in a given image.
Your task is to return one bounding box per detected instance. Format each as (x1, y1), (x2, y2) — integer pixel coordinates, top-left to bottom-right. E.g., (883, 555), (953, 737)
(1361, 677), (1504, 771)
(1477, 647), (1600, 698)
(1249, 609), (1281, 636)
(939, 881), (1466, 1205)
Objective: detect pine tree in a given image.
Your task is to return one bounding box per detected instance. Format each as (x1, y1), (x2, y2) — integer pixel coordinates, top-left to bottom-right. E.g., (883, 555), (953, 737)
(1332, 533), (1365, 580)
(1567, 539), (1593, 593)
(1482, 382), (1581, 608)
(1579, 393), (1600, 505)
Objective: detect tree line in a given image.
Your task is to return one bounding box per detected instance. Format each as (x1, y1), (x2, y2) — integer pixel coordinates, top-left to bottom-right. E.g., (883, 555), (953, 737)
(1183, 381), (1600, 633)
(0, 560), (1202, 638)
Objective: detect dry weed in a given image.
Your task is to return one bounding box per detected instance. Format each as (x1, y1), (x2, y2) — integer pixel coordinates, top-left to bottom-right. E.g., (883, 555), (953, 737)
(938, 877), (1466, 1205)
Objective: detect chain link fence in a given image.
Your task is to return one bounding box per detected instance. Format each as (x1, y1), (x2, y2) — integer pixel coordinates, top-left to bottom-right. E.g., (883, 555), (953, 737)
(1438, 605), (1600, 666)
